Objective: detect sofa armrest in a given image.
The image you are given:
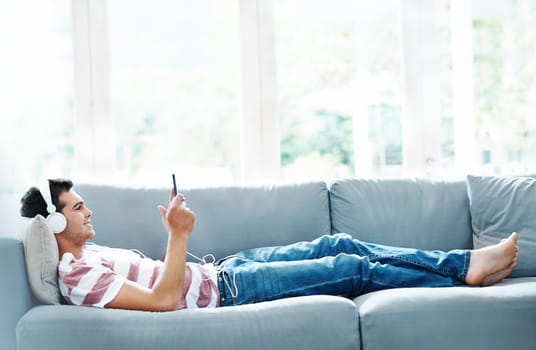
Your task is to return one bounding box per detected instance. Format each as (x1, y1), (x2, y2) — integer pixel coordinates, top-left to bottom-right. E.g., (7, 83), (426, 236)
(0, 237), (36, 350)
(17, 296), (359, 350)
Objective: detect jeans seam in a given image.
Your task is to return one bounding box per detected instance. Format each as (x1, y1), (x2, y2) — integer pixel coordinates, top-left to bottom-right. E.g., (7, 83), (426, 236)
(367, 254), (458, 276)
(331, 245), (459, 275)
(264, 275), (365, 300)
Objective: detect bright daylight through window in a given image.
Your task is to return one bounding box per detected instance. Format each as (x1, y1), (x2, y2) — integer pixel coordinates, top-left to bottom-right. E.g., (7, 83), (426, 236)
(2, 0), (536, 196)
(1, 0), (74, 194)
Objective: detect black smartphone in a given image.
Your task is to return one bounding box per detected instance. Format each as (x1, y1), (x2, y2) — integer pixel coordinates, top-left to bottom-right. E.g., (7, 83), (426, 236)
(172, 173), (177, 197)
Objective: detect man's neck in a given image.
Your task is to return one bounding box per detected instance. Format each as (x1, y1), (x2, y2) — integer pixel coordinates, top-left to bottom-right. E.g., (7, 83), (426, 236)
(57, 240), (85, 260)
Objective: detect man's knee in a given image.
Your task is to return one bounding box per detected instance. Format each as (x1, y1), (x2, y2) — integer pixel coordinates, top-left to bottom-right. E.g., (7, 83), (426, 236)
(331, 233), (353, 240)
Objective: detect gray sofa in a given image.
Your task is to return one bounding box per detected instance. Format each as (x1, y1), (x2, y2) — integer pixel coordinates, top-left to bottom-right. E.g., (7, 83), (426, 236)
(2, 177), (536, 350)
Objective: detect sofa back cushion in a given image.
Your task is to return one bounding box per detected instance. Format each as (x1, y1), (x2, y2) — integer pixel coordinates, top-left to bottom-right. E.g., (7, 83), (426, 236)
(329, 178), (473, 250)
(76, 182), (331, 260)
(467, 175), (536, 277)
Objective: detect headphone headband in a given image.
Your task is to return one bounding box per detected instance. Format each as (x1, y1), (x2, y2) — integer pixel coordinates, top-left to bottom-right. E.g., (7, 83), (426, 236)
(39, 179), (66, 234)
(40, 180), (57, 214)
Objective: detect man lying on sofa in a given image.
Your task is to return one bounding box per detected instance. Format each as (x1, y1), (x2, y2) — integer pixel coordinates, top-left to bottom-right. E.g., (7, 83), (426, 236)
(20, 179), (519, 311)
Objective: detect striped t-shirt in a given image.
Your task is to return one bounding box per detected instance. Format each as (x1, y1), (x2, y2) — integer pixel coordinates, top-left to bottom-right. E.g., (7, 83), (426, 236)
(58, 244), (219, 309)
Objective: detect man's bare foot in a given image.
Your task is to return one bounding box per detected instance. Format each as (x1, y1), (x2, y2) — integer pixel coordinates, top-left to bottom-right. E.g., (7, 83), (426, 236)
(480, 260), (517, 286)
(465, 232), (518, 286)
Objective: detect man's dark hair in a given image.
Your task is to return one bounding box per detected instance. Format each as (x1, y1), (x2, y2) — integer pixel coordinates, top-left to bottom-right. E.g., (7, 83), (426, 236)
(20, 179), (74, 218)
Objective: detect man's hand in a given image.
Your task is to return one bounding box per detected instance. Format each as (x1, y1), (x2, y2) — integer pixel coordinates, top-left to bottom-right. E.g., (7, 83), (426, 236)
(157, 189), (196, 238)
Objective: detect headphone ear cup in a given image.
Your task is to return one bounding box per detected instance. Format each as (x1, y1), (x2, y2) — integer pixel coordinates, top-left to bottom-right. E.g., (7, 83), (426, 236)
(47, 212), (67, 234)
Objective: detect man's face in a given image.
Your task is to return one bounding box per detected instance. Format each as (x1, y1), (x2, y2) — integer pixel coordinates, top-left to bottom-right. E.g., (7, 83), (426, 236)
(58, 190), (95, 244)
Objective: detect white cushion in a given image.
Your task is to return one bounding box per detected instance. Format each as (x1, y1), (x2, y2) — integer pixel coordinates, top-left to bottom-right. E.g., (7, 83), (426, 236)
(23, 215), (61, 304)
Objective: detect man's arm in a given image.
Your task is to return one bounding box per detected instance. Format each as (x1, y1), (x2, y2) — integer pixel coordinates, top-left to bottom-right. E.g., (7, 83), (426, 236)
(105, 191), (194, 311)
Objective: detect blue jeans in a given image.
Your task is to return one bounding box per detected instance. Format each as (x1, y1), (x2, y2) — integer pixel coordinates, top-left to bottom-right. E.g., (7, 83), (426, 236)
(216, 233), (470, 307)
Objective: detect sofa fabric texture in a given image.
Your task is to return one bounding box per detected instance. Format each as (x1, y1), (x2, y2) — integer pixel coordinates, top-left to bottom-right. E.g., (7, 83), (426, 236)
(2, 177), (535, 350)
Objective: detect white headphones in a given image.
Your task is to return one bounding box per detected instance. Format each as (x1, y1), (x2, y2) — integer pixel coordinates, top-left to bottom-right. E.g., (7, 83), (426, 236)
(40, 180), (67, 234)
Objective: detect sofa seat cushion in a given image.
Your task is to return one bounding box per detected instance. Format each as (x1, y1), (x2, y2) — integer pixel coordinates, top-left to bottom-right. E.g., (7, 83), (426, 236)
(17, 295), (359, 350)
(354, 278), (536, 350)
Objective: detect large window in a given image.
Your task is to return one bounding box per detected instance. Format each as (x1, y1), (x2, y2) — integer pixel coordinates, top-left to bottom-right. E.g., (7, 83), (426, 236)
(275, 0), (357, 181)
(0, 0), (74, 194)
(108, 0), (241, 187)
(472, 0), (536, 174)
(3, 0), (536, 198)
